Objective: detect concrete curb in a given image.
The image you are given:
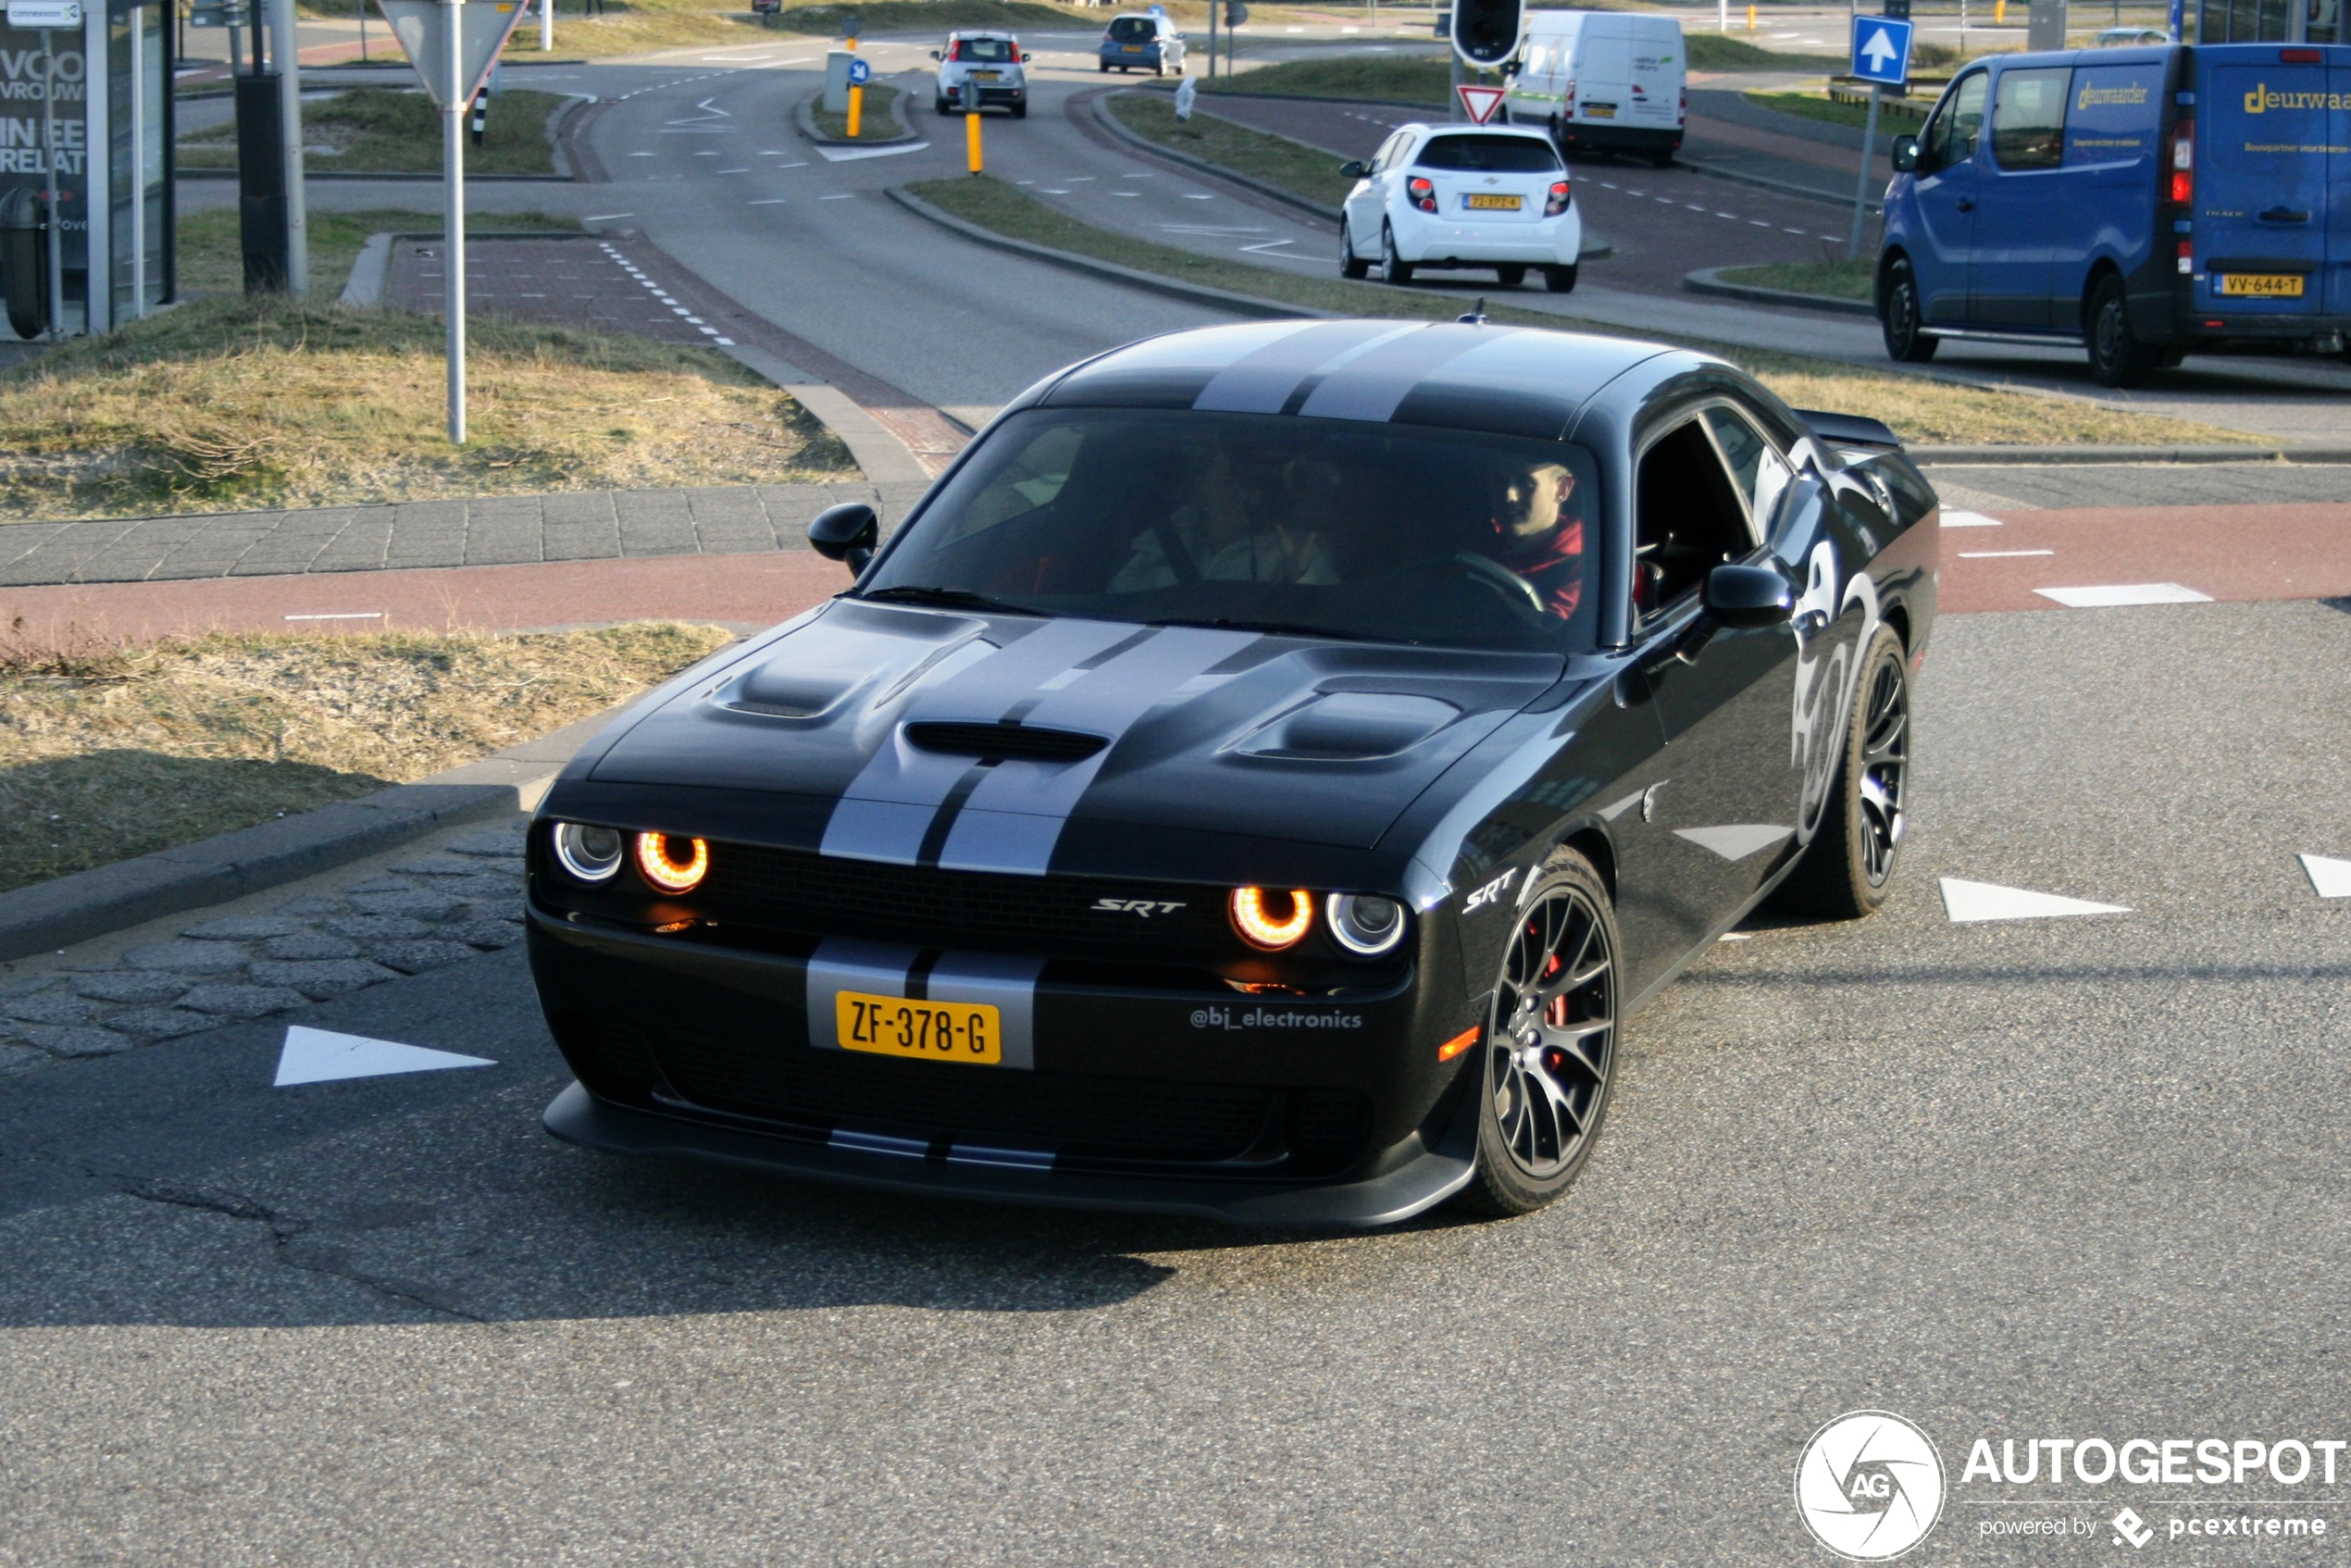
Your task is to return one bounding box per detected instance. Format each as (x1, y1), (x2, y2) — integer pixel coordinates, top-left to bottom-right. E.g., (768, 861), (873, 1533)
(0, 709), (620, 964)
(885, 185), (1332, 321)
(342, 232), (393, 306)
(794, 82), (917, 146)
(721, 342), (936, 485)
(1685, 266), (1873, 317)
(1671, 154), (1884, 213)
(1911, 443), (2351, 465)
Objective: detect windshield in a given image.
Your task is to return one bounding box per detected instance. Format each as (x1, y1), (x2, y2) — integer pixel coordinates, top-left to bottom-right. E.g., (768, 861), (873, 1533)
(951, 36), (1014, 60)
(1415, 134), (1563, 172)
(863, 409), (1602, 653)
(1107, 17), (1155, 38)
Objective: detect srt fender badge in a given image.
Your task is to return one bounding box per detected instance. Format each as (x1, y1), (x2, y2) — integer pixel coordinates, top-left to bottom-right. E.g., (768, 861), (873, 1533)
(1463, 869), (1522, 913)
(1093, 898), (1188, 917)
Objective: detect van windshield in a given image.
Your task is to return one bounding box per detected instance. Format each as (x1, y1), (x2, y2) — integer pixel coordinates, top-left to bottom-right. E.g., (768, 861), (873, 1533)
(1414, 134), (1563, 173)
(863, 409), (1604, 653)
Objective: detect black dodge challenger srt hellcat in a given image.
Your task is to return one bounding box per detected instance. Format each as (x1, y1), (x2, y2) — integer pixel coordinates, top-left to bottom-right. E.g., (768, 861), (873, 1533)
(526, 319), (1939, 1226)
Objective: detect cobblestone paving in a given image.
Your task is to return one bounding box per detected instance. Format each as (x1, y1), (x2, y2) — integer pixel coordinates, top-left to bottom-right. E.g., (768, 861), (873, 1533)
(0, 825), (529, 1071)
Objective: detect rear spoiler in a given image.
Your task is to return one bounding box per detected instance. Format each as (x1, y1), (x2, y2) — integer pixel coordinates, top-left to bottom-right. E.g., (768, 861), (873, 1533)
(1794, 409), (1904, 450)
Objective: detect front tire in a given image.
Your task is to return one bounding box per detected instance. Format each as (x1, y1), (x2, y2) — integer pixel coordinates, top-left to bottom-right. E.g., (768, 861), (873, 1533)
(1773, 625), (1910, 919)
(1543, 263), (1576, 292)
(1879, 256), (1938, 362)
(1338, 218), (1369, 279)
(1381, 222), (1414, 285)
(1011, 101), (1027, 118)
(1456, 852), (1620, 1217)
(2086, 272), (2157, 387)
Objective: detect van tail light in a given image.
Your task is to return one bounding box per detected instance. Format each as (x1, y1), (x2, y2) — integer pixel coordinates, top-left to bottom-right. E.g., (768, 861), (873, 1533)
(1563, 78), (1575, 108)
(1545, 180), (1572, 216)
(2168, 119), (2194, 205)
(1678, 87), (1687, 125)
(2282, 46), (2321, 60)
(1408, 176), (1437, 213)
(2177, 239), (2194, 275)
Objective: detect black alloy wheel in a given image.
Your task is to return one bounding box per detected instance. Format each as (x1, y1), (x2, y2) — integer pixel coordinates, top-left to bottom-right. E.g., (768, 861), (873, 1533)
(1339, 218), (1369, 279)
(1879, 256), (1938, 362)
(1458, 852), (1619, 1216)
(1773, 625), (1910, 919)
(1382, 223), (1415, 285)
(1496, 264), (1527, 287)
(2086, 273), (2157, 387)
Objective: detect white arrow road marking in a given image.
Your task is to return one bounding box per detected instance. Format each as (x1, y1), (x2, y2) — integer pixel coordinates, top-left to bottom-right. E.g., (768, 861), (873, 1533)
(1939, 878), (2131, 923)
(2034, 583), (2211, 608)
(2299, 854), (2351, 899)
(815, 142), (932, 162)
(1674, 825), (1795, 862)
(274, 1026), (495, 1088)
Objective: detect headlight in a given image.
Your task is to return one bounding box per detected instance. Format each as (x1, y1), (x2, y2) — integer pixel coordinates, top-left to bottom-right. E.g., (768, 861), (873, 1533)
(1325, 892), (1407, 957)
(1230, 887), (1313, 951)
(552, 822), (624, 883)
(634, 831), (710, 893)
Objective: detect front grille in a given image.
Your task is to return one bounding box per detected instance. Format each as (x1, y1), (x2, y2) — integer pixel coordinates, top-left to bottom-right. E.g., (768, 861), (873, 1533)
(698, 840), (1235, 958)
(549, 1012), (1370, 1177)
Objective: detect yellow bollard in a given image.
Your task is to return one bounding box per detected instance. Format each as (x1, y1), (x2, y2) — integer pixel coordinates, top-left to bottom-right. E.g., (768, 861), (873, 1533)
(1995, 0), (2005, 21)
(966, 109), (983, 174)
(1745, 2), (1755, 27)
(846, 83), (863, 138)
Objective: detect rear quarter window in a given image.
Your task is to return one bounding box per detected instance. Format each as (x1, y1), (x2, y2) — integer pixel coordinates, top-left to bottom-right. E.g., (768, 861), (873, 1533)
(2064, 63), (2162, 164)
(1414, 134), (1563, 172)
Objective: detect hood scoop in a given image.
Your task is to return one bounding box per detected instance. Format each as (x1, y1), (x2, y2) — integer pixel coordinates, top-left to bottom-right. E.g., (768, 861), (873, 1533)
(1232, 692), (1462, 762)
(905, 721), (1109, 763)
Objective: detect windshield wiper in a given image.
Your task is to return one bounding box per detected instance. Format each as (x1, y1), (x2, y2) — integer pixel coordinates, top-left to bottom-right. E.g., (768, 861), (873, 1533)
(1147, 616), (1392, 644)
(858, 585), (1052, 617)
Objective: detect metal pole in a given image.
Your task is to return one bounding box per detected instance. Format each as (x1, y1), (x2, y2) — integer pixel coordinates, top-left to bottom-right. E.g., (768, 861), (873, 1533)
(1207, 0), (1214, 82)
(1847, 82), (1880, 258)
(273, 0), (306, 294)
(131, 5), (146, 318)
(444, 0), (465, 441)
(41, 28), (61, 338)
(360, 0), (368, 60)
(541, 0), (551, 49)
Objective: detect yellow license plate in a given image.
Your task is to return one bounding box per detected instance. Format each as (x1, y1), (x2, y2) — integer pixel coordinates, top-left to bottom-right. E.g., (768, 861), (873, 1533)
(1465, 193), (1523, 210)
(1583, 104), (1616, 118)
(973, 69), (1000, 79)
(2219, 273), (2304, 297)
(1122, 44), (1142, 51)
(837, 989), (1001, 1065)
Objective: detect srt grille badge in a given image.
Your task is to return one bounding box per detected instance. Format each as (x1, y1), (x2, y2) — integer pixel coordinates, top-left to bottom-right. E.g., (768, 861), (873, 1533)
(1093, 898), (1188, 917)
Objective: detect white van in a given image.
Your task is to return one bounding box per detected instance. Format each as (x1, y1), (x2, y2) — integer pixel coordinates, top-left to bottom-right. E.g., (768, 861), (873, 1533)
(1501, 10), (1685, 167)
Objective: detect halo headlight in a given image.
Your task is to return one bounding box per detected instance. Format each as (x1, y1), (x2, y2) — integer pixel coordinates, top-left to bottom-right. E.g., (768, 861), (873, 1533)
(553, 822), (625, 883)
(1230, 887), (1313, 951)
(634, 831), (710, 893)
(1326, 892), (1407, 956)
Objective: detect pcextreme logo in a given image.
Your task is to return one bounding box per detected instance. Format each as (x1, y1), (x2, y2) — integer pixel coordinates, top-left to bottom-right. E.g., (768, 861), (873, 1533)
(1796, 1411), (1947, 1561)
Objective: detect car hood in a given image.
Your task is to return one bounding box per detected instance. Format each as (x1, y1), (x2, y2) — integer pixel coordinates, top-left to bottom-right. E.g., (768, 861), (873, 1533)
(590, 600), (1562, 874)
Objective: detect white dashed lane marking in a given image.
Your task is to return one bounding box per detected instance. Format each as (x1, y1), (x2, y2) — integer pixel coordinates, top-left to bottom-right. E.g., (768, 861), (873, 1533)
(2034, 583), (2212, 608)
(1959, 550), (2054, 558)
(1940, 879), (2131, 923)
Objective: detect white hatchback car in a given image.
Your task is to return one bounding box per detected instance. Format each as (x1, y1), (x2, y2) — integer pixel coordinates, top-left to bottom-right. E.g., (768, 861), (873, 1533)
(1338, 124), (1582, 292)
(932, 31), (1028, 118)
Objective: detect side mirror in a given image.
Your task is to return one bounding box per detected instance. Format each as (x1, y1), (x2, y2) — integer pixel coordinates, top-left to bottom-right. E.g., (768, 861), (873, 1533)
(1021, 51), (1031, 60)
(809, 503), (879, 573)
(1701, 563), (1795, 629)
(1339, 159), (1369, 179)
(1889, 133), (1920, 173)
(929, 48), (940, 58)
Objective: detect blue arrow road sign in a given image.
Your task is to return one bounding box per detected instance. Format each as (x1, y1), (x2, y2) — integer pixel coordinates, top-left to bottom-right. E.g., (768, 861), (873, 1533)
(1849, 14), (1912, 85)
(846, 55), (873, 84)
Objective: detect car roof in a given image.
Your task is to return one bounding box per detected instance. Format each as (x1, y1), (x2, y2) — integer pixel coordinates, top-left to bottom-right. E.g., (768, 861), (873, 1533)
(1392, 121), (1556, 141)
(1033, 320), (1690, 442)
(947, 29), (1013, 37)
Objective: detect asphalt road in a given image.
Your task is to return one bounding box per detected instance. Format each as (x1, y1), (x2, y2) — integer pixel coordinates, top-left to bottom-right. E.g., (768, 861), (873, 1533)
(6, 591), (2349, 1563)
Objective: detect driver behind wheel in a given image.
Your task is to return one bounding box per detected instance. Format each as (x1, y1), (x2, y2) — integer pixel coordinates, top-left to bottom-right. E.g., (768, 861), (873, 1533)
(1486, 461), (1585, 619)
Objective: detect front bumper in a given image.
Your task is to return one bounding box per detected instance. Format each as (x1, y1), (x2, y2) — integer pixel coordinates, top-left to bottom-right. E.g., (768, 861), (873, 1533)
(944, 80), (1024, 106)
(528, 898), (1481, 1226)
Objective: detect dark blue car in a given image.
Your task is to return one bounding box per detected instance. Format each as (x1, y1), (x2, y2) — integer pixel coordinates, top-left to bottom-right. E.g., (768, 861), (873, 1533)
(1878, 42), (2351, 384)
(1100, 11), (1186, 76)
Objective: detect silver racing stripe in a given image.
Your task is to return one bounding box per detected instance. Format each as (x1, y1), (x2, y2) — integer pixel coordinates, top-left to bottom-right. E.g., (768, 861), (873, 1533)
(1296, 327), (1519, 423)
(805, 938), (1046, 1070)
(1191, 320), (1421, 415)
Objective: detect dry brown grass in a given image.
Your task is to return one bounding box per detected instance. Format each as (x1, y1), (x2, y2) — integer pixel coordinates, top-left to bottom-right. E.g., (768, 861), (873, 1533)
(0, 621), (737, 891)
(0, 297), (858, 521)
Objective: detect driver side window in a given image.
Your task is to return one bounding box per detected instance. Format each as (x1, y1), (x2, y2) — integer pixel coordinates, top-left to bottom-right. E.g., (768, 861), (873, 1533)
(1634, 417), (1758, 619)
(1922, 70), (1989, 169)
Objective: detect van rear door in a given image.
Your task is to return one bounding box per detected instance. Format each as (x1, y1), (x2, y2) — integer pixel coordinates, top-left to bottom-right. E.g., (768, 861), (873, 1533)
(1576, 19), (1632, 126)
(1623, 18), (1682, 131)
(2197, 46), (2332, 318)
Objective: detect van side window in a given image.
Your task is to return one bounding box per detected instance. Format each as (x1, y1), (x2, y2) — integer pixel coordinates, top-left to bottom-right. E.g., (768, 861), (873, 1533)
(1923, 69), (1989, 168)
(1634, 419), (1756, 617)
(1992, 67), (2071, 170)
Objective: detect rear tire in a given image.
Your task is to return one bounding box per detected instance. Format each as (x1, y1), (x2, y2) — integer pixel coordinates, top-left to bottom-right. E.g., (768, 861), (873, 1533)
(1011, 101), (1027, 118)
(1338, 218), (1369, 280)
(2086, 272), (2157, 387)
(935, 94), (951, 115)
(1879, 255), (1938, 362)
(1496, 264), (1527, 287)
(1382, 223), (1415, 285)
(1543, 263), (1577, 292)
(1772, 625), (1910, 920)
(1453, 850), (1620, 1218)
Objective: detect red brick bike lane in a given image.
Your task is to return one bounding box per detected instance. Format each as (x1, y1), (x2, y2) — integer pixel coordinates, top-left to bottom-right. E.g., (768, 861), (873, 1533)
(5, 502), (2345, 646)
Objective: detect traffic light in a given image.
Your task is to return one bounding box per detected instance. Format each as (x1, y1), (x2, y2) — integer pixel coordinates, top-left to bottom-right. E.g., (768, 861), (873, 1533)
(1450, 0), (1521, 67)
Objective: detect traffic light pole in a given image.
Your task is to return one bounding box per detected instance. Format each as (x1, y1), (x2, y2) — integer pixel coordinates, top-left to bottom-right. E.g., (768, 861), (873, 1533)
(1847, 83), (1880, 259)
(444, 0), (466, 442)
(271, 0), (307, 295)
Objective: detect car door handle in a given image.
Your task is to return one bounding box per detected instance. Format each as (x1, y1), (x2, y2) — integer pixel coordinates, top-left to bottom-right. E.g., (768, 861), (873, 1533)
(1954, 198), (1974, 212)
(2258, 205), (2311, 224)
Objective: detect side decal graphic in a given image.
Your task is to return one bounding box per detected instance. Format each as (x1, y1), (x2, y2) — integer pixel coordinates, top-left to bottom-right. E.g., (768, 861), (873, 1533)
(1787, 541), (1882, 843)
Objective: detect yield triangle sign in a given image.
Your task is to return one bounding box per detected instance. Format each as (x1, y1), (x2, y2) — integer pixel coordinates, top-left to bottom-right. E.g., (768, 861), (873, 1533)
(274, 1025), (497, 1087)
(1457, 84), (1507, 125)
(1938, 877), (2130, 924)
(375, 0), (531, 109)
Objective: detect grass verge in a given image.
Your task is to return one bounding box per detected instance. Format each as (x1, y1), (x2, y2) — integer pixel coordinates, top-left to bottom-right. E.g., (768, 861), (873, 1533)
(174, 207), (582, 300)
(0, 622), (735, 892)
(1205, 54), (1487, 107)
(811, 82), (904, 141)
(1684, 32), (1848, 73)
(1744, 88), (1930, 131)
(495, 0), (1088, 59)
(0, 299), (857, 520)
(1104, 90), (1351, 209)
(179, 87), (570, 176)
(1716, 258), (1875, 302)
(904, 175), (2260, 448)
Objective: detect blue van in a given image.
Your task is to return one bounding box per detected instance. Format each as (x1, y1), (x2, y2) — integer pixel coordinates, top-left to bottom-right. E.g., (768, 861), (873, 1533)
(1876, 43), (2350, 385)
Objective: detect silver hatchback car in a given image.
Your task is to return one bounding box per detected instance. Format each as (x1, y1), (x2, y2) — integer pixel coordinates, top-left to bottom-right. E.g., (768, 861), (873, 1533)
(933, 31), (1029, 118)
